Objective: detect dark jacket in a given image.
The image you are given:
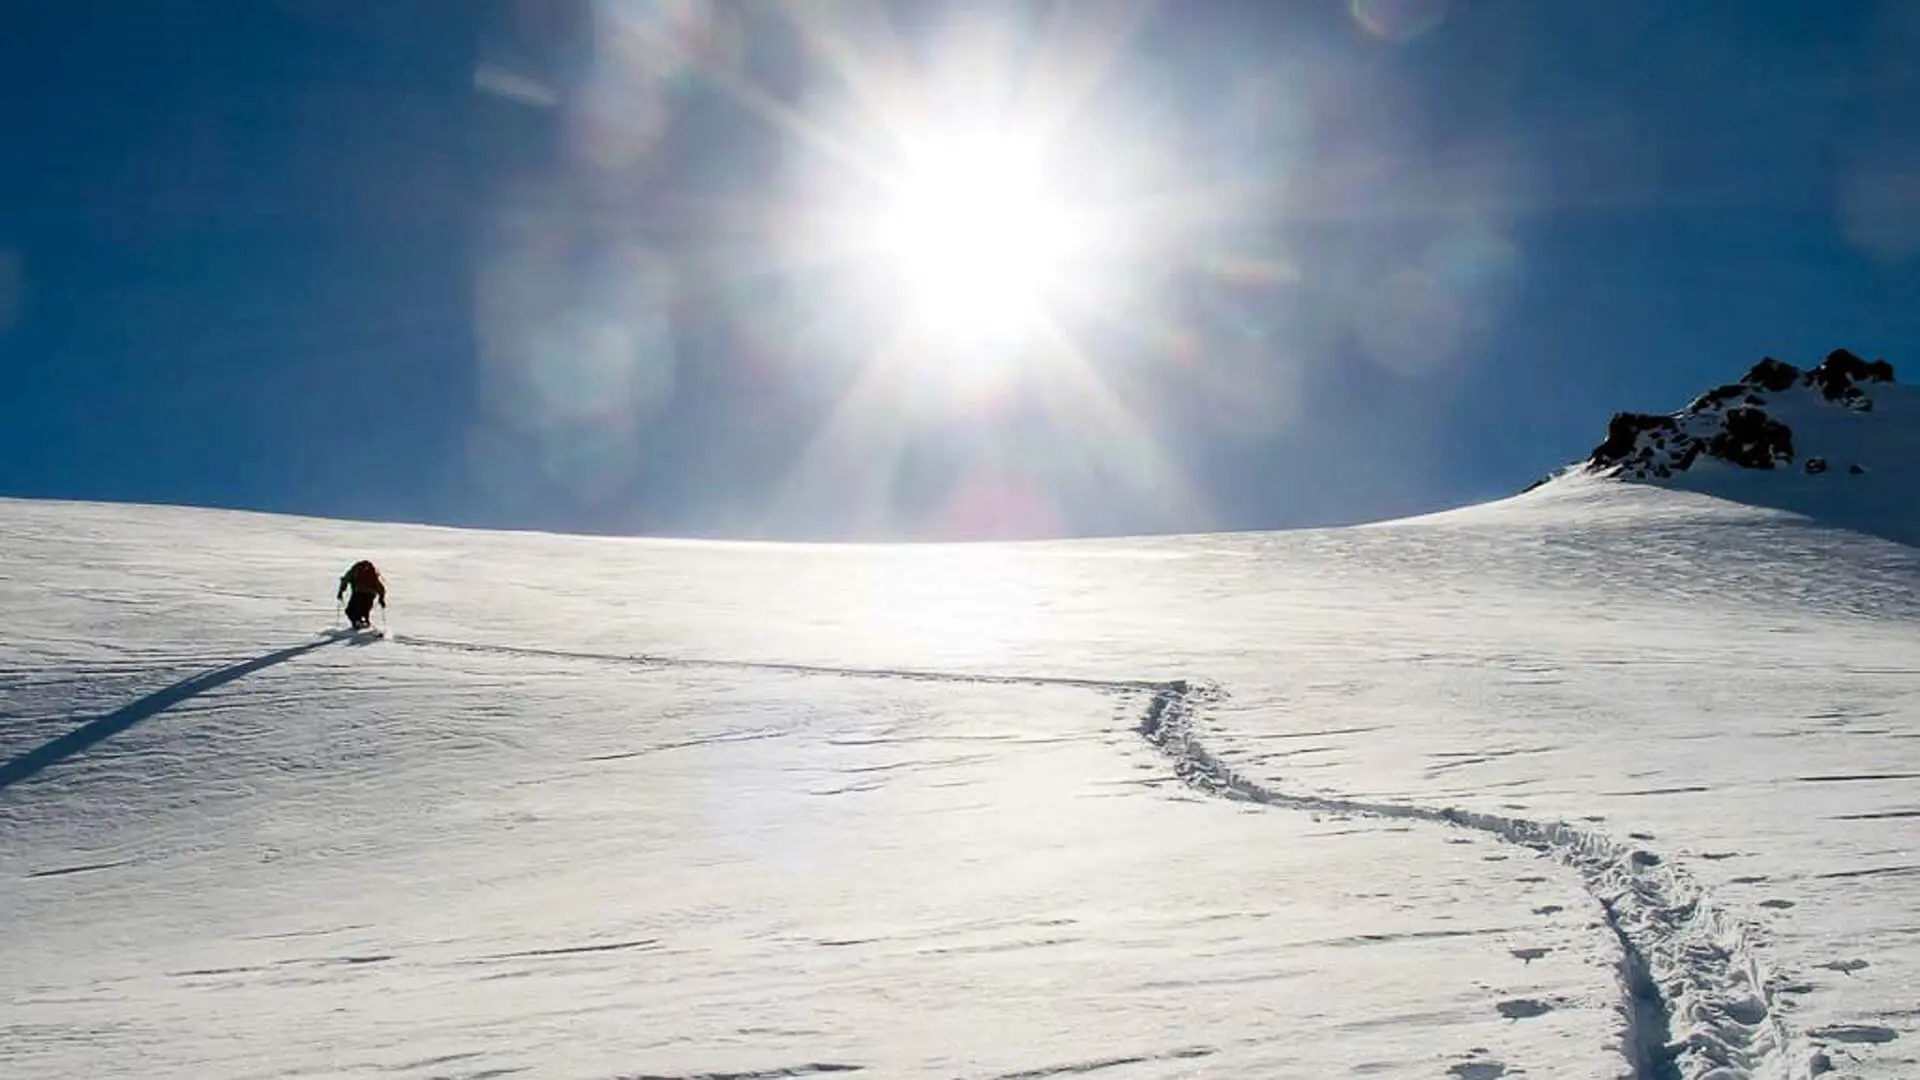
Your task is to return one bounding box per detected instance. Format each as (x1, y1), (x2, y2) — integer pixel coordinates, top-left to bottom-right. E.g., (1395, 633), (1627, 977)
(338, 560), (386, 601)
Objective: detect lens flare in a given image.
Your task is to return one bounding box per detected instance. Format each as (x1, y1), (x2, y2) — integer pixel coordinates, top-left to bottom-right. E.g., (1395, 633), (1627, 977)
(1838, 141), (1920, 263)
(1350, 0), (1449, 43)
(1352, 223), (1518, 376)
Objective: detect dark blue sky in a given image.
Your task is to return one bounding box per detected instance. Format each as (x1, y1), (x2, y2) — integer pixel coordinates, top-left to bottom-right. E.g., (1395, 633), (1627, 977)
(3, 1), (1916, 539)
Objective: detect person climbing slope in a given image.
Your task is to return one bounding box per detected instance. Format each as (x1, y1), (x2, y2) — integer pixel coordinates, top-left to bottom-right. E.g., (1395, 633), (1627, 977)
(337, 559), (387, 631)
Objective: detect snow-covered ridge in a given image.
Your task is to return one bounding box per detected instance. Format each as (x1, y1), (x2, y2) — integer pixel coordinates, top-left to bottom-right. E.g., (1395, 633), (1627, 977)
(1586, 350), (1897, 480)
(5, 472), (1918, 1078)
(1540, 349), (1920, 546)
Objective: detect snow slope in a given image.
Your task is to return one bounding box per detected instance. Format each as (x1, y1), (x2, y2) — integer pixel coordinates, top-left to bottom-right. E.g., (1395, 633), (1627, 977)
(1657, 379), (1920, 548)
(3, 486), (1917, 1080)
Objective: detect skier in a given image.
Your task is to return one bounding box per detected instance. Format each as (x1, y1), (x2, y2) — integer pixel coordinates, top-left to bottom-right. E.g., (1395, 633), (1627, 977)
(337, 559), (387, 631)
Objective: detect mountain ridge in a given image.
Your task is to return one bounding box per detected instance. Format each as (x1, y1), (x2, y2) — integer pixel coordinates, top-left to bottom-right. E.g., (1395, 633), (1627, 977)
(1534, 349), (1918, 547)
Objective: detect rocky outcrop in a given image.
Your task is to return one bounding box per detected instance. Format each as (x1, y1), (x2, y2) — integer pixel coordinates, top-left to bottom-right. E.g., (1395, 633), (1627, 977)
(1706, 407), (1794, 469)
(1741, 357), (1801, 393)
(1591, 413), (1696, 478)
(1685, 383), (1761, 413)
(1804, 348), (1894, 410)
(1583, 350), (1896, 480)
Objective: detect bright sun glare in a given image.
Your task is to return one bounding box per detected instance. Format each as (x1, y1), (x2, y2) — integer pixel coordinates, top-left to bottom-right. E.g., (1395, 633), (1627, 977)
(862, 130), (1085, 344)
(780, 6), (1167, 390)
(758, 3), (1210, 530)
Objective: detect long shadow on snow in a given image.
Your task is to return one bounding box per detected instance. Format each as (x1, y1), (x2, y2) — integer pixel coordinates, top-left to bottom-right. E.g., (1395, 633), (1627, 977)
(0, 631), (354, 792)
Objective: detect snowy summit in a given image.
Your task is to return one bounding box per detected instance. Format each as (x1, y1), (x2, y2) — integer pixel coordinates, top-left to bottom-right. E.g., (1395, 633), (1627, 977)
(3, 355), (1918, 1080)
(1555, 349), (1919, 547)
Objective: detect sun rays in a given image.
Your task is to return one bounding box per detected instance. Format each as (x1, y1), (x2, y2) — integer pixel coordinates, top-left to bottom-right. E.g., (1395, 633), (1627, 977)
(744, 2), (1216, 536)
(474, 1), (1253, 537)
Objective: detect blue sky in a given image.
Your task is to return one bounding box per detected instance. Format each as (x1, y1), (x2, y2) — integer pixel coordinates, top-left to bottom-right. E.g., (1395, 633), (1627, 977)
(3, 0), (1916, 539)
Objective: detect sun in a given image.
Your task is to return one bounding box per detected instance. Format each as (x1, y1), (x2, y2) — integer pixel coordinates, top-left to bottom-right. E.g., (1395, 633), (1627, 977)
(859, 128), (1086, 345)
(774, 6), (1165, 381)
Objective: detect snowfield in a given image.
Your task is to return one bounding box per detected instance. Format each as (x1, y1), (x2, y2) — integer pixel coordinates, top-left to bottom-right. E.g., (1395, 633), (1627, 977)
(2, 478), (1916, 1080)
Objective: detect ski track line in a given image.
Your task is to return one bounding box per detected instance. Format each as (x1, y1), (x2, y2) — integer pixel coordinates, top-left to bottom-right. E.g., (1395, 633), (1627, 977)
(1136, 685), (1808, 1080)
(386, 634), (1171, 694)
(22, 631), (1807, 1080)
(393, 633), (1814, 1080)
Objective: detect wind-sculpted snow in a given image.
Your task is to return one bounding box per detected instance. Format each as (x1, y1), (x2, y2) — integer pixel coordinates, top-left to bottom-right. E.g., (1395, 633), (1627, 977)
(1136, 683), (1803, 1080)
(19, 622), (1805, 1080)
(2, 489), (1916, 1079)
(4, 640), (1624, 1078)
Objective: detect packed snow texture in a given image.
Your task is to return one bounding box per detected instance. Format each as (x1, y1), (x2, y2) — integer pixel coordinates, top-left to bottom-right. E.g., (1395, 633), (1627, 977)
(3, 481), (1917, 1080)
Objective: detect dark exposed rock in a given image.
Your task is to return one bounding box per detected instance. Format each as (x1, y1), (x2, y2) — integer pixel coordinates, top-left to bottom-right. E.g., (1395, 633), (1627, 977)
(1708, 407), (1794, 469)
(1818, 348), (1894, 383)
(1742, 357), (1801, 392)
(1579, 350), (1895, 484)
(1804, 349), (1896, 411)
(1810, 376), (1867, 409)
(1590, 412), (1678, 469)
(1687, 383), (1749, 414)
